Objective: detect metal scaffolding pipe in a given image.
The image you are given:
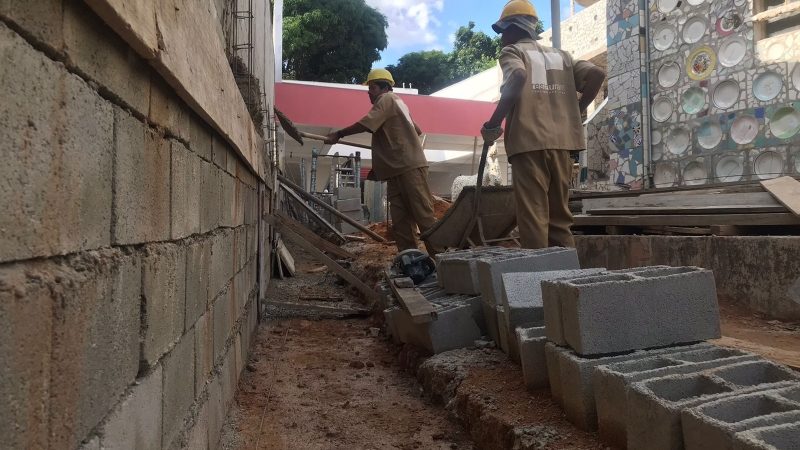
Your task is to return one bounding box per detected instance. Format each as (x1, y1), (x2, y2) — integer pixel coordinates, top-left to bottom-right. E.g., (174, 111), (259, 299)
(551, 0), (561, 49)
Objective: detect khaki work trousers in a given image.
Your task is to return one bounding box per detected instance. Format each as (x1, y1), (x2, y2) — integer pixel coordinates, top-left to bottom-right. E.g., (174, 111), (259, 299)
(509, 149), (575, 249)
(387, 167), (439, 255)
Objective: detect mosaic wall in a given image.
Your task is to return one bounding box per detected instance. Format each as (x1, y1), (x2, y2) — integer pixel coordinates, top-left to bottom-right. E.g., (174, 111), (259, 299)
(648, 0), (800, 187)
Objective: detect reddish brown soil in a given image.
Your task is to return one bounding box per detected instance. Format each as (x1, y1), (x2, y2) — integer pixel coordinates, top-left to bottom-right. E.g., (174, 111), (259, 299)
(715, 300), (800, 369)
(432, 197), (452, 220)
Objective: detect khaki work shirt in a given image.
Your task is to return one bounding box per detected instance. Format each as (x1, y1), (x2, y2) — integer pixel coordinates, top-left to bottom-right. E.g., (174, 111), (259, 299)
(357, 92), (428, 181)
(499, 38), (597, 156)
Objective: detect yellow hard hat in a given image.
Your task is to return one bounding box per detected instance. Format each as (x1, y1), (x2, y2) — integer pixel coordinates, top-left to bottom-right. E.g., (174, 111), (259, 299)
(500, 0), (538, 20)
(363, 68), (395, 86)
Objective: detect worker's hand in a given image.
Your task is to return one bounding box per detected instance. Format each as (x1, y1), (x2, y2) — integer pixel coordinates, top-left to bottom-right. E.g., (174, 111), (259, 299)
(481, 122), (503, 144)
(324, 131), (341, 145)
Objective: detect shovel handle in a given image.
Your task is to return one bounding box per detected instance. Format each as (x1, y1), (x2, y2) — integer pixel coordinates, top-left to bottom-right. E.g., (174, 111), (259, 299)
(300, 131), (372, 150)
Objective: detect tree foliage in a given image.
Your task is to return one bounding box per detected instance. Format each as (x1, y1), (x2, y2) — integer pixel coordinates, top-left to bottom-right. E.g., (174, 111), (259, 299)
(386, 51), (451, 93)
(283, 0), (388, 83)
(449, 22), (502, 81)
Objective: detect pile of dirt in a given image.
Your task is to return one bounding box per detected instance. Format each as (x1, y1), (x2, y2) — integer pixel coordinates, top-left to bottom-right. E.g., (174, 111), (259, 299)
(367, 221), (393, 241)
(433, 196), (452, 219)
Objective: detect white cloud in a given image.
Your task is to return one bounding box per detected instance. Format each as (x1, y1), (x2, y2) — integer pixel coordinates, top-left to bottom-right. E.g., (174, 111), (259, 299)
(366, 0), (446, 49)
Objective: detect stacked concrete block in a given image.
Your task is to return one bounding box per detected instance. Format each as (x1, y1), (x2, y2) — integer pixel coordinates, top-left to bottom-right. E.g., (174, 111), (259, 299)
(555, 341), (713, 431)
(99, 366), (163, 450)
(627, 360), (800, 450)
(732, 420), (800, 450)
(435, 247), (506, 295)
(594, 346), (760, 447)
(682, 386), (800, 450)
(501, 268), (604, 361)
(544, 267), (720, 356)
(518, 327), (549, 389)
(333, 186), (364, 234)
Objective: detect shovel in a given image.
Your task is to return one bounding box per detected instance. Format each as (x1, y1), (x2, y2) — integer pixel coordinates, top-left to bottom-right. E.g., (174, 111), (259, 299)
(274, 107), (371, 150)
(458, 139), (492, 248)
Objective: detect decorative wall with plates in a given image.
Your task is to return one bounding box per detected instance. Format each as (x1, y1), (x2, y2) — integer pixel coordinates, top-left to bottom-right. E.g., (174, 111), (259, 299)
(646, 0), (800, 187)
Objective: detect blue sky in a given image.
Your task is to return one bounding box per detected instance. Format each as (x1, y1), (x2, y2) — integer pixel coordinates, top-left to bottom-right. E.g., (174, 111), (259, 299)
(367, 0), (580, 67)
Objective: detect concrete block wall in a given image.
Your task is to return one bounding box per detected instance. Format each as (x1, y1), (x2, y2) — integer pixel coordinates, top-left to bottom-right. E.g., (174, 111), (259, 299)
(0, 2), (269, 448)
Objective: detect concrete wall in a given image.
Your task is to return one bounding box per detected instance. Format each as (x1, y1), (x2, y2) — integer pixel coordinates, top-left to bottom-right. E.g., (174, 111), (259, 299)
(540, 0), (608, 60)
(0, 1), (271, 448)
(575, 236), (800, 321)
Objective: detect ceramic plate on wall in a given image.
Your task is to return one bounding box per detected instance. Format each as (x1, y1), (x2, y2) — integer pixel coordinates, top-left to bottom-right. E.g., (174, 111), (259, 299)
(769, 107), (800, 139)
(683, 161), (707, 185)
(753, 71), (784, 101)
(654, 164), (678, 187)
(792, 64), (800, 90)
(682, 87), (706, 114)
(712, 79), (740, 109)
(682, 16), (707, 44)
(652, 145), (664, 161)
(666, 127), (691, 155)
(766, 41), (786, 61)
(697, 121), (723, 149)
(730, 115), (759, 144)
(657, 62), (681, 88)
(686, 0), (705, 5)
(652, 129), (663, 146)
(754, 151), (783, 180)
(653, 24), (677, 51)
(687, 46), (717, 81)
(658, 0), (680, 13)
(715, 155), (745, 182)
(652, 97), (674, 122)
(716, 10), (742, 37)
(718, 36), (747, 67)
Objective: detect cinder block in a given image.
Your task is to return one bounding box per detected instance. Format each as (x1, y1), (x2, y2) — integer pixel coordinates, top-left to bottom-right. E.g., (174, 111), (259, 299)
(185, 238), (211, 330)
(184, 400), (209, 450)
(221, 348), (238, 411)
(220, 173), (236, 228)
(49, 251), (142, 448)
(335, 198), (361, 212)
(553, 267), (720, 355)
(209, 230), (234, 300)
(594, 346), (759, 447)
(682, 387), (800, 450)
(225, 143), (238, 176)
(335, 186), (360, 200)
(113, 109), (171, 245)
(211, 135), (227, 170)
(194, 311), (214, 397)
(627, 361), (799, 450)
(171, 140), (201, 239)
(162, 329), (195, 449)
(0, 263), (54, 449)
(142, 244), (187, 367)
(558, 343), (712, 432)
(384, 295), (482, 354)
(212, 293), (232, 363)
(435, 247), (509, 295)
(340, 219), (366, 235)
(732, 420), (800, 450)
(149, 77), (190, 142)
(517, 327), (549, 390)
(200, 160), (221, 232)
(207, 377), (224, 450)
(188, 114), (213, 161)
(79, 435), (100, 450)
(545, 343), (566, 406)
(0, 0), (64, 52)
(1, 24), (113, 262)
(100, 366), (163, 450)
(63, 0), (150, 116)
(496, 305), (510, 354)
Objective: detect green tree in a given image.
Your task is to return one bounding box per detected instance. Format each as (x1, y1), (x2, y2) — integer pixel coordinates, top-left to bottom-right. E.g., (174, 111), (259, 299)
(449, 22), (501, 81)
(283, 0), (387, 83)
(386, 51), (452, 95)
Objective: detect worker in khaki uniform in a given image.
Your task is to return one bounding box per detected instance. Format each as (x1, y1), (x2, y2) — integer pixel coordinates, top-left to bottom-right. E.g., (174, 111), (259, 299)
(482, 0), (605, 249)
(325, 68), (440, 255)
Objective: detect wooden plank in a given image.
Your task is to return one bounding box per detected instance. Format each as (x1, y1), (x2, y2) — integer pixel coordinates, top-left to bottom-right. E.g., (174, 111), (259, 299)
(279, 185), (347, 244)
(586, 205), (785, 215)
(642, 226), (712, 236)
(712, 336), (800, 371)
(84, 0), (158, 59)
(582, 192), (780, 214)
(267, 217), (377, 301)
(386, 275), (436, 324)
(274, 211), (355, 260)
(278, 175), (387, 243)
(275, 239), (296, 277)
(762, 176), (800, 217)
(573, 213), (800, 227)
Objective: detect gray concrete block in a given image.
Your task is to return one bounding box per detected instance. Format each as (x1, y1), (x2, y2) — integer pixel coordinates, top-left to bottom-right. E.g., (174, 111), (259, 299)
(49, 251), (142, 448)
(63, 0), (150, 116)
(384, 295), (483, 354)
(221, 347), (238, 411)
(194, 310), (214, 398)
(335, 198), (361, 212)
(558, 342), (709, 432)
(185, 238), (211, 331)
(435, 247), (515, 295)
(142, 244), (187, 367)
(0, 263), (54, 449)
(594, 346), (759, 448)
(213, 293), (232, 363)
(340, 219), (366, 235)
(113, 109), (171, 245)
(555, 267), (720, 355)
(496, 305), (510, 355)
(0, 0), (64, 52)
(80, 435), (100, 450)
(171, 140), (201, 239)
(732, 420), (800, 450)
(210, 230), (234, 300)
(1, 23), (113, 262)
(211, 134), (227, 171)
(200, 160), (222, 232)
(149, 77), (191, 142)
(518, 327), (549, 390)
(627, 361), (799, 450)
(545, 343), (567, 406)
(207, 376), (224, 450)
(162, 329), (195, 449)
(335, 186), (360, 200)
(682, 387), (800, 450)
(188, 113), (213, 161)
(184, 399), (209, 450)
(220, 173), (236, 228)
(100, 366), (163, 450)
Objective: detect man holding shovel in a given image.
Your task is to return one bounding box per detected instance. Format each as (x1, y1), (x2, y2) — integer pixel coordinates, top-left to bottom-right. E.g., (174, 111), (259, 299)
(481, 0), (605, 249)
(325, 68), (440, 255)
